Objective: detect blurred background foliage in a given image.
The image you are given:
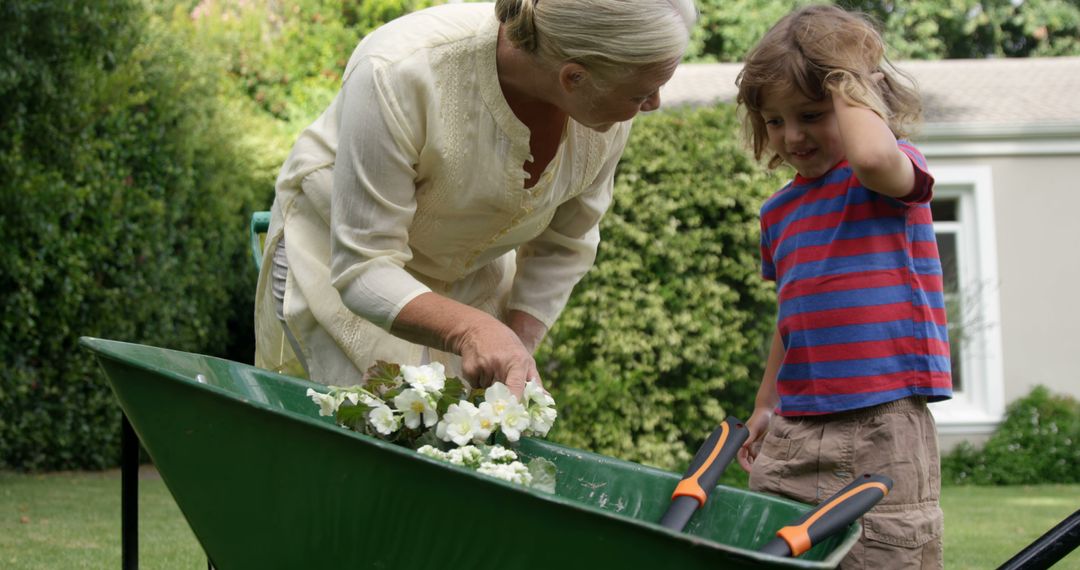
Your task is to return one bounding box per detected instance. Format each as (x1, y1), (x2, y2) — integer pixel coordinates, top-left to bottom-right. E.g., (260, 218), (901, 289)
(3, 0), (1079, 472)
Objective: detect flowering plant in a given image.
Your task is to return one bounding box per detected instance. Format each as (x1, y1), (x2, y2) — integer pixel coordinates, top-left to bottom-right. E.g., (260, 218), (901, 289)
(306, 361), (558, 492)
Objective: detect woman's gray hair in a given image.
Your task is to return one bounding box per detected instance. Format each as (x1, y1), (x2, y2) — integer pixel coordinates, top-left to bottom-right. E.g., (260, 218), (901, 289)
(496, 0), (697, 81)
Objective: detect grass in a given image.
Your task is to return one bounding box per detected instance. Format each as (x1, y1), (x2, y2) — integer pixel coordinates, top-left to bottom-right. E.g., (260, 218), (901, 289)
(1, 468), (204, 569)
(2, 469), (1078, 569)
(941, 484), (1080, 569)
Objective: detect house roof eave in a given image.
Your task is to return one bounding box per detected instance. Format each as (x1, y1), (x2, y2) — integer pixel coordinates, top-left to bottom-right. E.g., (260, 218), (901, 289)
(914, 121), (1080, 158)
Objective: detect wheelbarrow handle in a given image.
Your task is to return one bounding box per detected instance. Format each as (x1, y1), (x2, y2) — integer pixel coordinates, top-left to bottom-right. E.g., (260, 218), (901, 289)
(659, 416), (749, 531)
(760, 473), (893, 558)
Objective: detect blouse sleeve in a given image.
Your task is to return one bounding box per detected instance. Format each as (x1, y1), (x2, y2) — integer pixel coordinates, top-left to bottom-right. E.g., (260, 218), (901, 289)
(329, 57), (432, 331)
(506, 123), (633, 328)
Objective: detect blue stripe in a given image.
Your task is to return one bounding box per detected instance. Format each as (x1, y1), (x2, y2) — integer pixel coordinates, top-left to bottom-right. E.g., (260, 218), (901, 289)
(910, 223), (936, 241)
(777, 251), (911, 291)
(917, 323), (950, 342)
(779, 285), (913, 320)
(778, 355), (952, 381)
(786, 322), (914, 348)
(913, 290), (946, 309)
(761, 168), (852, 216)
(778, 387), (952, 414)
(912, 257), (943, 275)
(785, 321), (950, 347)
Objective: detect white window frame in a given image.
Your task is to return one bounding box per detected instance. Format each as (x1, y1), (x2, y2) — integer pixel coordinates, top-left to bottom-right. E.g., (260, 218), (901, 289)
(926, 165), (1005, 435)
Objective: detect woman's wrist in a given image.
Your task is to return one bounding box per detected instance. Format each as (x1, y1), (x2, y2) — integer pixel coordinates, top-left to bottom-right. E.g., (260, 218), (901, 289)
(507, 310), (547, 354)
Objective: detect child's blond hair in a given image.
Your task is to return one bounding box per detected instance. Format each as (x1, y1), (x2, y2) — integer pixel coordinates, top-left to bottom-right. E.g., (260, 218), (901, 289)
(735, 4), (922, 169)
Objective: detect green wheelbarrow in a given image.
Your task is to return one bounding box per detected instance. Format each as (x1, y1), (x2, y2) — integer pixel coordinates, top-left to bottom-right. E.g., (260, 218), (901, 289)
(83, 337), (862, 569)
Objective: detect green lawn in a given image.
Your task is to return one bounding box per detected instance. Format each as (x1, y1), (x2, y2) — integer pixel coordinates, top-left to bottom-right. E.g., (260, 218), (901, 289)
(1, 469), (205, 568)
(941, 485), (1080, 569)
(2, 469), (1077, 569)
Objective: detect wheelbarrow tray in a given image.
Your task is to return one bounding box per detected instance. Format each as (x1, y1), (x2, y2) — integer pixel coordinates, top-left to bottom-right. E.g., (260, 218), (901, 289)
(82, 337), (860, 569)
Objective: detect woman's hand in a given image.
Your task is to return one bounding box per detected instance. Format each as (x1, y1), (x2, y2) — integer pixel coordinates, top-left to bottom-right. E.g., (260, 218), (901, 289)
(390, 293), (541, 399)
(737, 408), (773, 473)
(456, 318), (540, 399)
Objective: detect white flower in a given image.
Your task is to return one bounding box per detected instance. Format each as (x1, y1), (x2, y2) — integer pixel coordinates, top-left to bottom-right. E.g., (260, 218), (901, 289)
(527, 405), (558, 437)
(392, 388), (438, 429)
(523, 381), (557, 436)
(437, 401), (479, 446)
(346, 388), (382, 408)
(498, 401), (532, 442)
(447, 445), (482, 468)
(472, 402), (498, 442)
(306, 388), (340, 417)
(477, 461), (533, 486)
(523, 381), (554, 408)
(401, 362), (446, 394)
(486, 445), (518, 464)
(368, 404), (400, 435)
(483, 382), (519, 420)
(417, 445), (447, 461)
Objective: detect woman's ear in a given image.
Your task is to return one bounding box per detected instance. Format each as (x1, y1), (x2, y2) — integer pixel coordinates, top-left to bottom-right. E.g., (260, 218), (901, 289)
(558, 62), (589, 93)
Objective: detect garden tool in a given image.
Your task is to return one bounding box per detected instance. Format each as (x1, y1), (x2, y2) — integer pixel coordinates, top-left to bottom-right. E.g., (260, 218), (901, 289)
(760, 473), (893, 558)
(660, 416), (749, 530)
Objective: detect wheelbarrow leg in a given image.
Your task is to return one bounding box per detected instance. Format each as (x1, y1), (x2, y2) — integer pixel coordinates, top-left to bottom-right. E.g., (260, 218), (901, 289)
(124, 413), (218, 570)
(122, 414), (139, 570)
(997, 509), (1080, 570)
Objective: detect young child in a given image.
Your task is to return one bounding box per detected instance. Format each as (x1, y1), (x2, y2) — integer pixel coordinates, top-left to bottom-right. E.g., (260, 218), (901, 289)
(733, 5), (952, 569)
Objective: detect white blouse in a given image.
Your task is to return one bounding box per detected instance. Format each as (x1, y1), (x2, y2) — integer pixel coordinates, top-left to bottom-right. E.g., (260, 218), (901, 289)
(255, 3), (632, 381)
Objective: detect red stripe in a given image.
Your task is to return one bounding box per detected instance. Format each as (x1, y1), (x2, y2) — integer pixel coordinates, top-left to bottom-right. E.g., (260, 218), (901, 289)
(915, 307), (948, 325)
(912, 240), (941, 259)
(780, 303), (912, 332)
(777, 371), (953, 397)
(772, 202), (877, 245)
(762, 178), (852, 228)
(912, 273), (943, 293)
(785, 339), (951, 364)
(908, 208), (934, 223)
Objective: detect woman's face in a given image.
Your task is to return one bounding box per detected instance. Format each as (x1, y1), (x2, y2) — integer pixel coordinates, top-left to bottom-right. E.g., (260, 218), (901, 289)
(567, 58), (680, 132)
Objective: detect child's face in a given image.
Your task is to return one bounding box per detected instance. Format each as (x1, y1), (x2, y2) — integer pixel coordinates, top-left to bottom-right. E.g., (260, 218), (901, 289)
(760, 88), (844, 179)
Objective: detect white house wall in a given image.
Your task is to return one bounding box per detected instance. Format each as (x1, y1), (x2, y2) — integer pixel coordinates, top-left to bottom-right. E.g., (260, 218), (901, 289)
(924, 148), (1080, 446)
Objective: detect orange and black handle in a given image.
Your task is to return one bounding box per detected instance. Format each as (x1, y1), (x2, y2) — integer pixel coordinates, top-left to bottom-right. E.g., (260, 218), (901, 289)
(659, 416), (749, 531)
(760, 473), (893, 558)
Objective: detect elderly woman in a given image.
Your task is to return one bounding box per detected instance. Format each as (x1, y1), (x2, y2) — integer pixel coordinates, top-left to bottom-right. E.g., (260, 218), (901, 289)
(255, 0), (697, 396)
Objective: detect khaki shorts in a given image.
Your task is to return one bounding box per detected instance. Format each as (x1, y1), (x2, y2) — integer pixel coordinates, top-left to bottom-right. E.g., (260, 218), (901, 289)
(749, 397), (943, 570)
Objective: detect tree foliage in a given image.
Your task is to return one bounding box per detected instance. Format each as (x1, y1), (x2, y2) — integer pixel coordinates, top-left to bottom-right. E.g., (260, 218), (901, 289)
(538, 105), (786, 470)
(688, 0), (1080, 61)
(0, 0), (266, 470)
(943, 386), (1080, 485)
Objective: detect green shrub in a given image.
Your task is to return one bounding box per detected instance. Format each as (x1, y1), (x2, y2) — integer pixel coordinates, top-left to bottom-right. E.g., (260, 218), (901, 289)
(538, 105), (786, 471)
(0, 0), (267, 471)
(943, 386), (1080, 485)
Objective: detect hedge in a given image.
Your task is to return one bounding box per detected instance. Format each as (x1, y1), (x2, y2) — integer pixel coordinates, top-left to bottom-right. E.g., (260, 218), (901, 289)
(943, 386), (1080, 485)
(1, 1), (787, 473)
(538, 105), (787, 471)
(0, 0), (268, 471)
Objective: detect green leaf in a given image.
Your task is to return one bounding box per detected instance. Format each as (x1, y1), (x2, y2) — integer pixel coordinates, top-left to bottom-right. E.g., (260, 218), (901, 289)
(334, 403), (370, 431)
(363, 360), (401, 393)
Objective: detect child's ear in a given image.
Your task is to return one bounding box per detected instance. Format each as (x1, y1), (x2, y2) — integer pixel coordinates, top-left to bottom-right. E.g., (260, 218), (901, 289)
(558, 63), (589, 93)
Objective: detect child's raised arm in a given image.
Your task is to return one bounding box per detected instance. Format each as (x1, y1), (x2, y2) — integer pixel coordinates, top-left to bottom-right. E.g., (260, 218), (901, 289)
(830, 73), (916, 199)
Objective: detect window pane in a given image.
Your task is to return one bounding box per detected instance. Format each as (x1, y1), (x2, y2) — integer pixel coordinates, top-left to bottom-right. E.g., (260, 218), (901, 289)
(932, 198), (958, 222)
(936, 232), (959, 293)
(936, 230), (963, 392)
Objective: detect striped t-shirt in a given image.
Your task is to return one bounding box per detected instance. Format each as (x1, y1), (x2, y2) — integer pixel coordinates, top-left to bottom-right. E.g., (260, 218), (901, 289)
(759, 142), (953, 416)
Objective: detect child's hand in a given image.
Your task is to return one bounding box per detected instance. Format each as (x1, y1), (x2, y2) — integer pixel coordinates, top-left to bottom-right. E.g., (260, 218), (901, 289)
(737, 408), (773, 472)
(825, 68), (889, 121)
